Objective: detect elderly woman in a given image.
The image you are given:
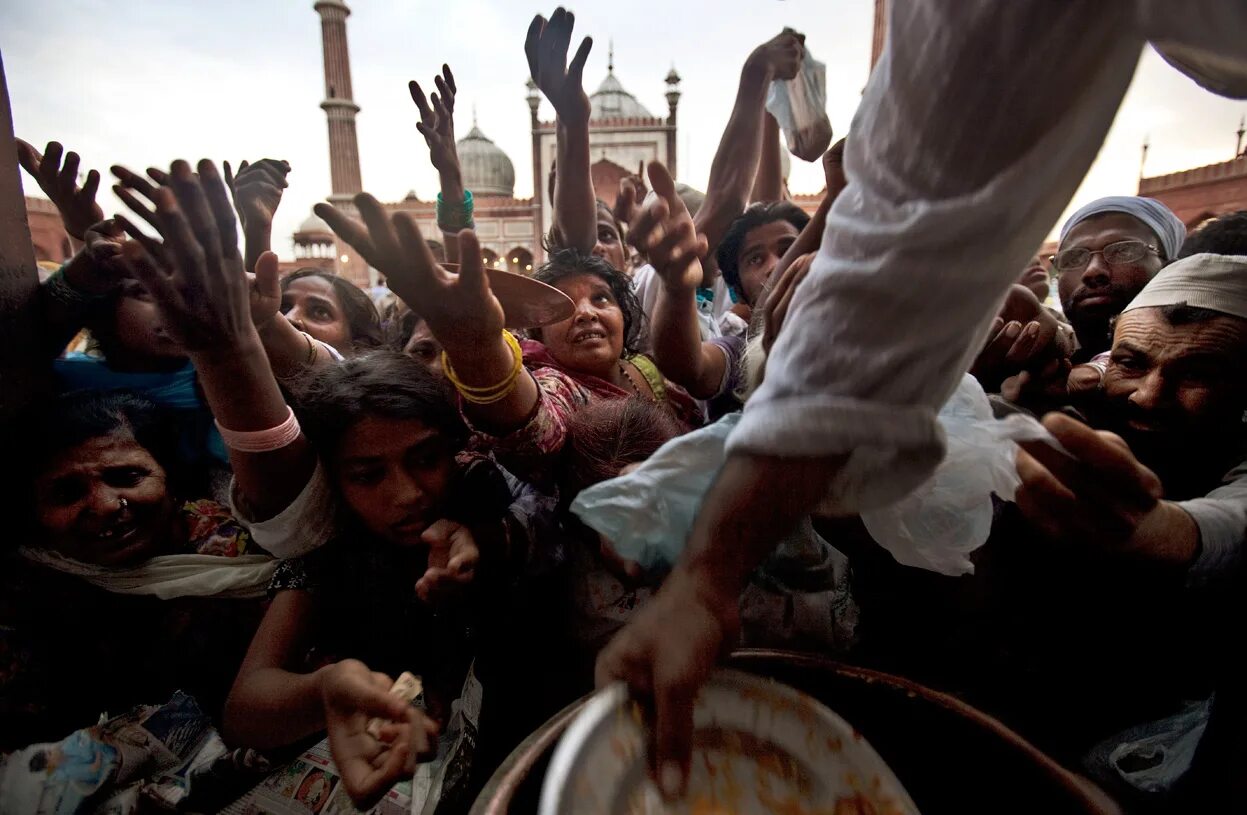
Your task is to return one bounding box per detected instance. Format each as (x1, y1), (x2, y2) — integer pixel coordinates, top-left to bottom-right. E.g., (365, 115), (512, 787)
(2, 389), (270, 751)
(1054, 195), (1187, 361)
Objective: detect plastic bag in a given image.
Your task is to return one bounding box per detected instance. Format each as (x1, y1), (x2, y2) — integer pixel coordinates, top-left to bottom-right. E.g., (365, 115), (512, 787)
(1084, 697), (1212, 797)
(574, 375), (1055, 582)
(765, 42), (833, 161)
(860, 374), (1053, 576)
(571, 414), (858, 651)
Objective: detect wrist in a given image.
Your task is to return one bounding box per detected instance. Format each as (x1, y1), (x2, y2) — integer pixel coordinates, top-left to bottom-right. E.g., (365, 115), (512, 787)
(61, 252), (113, 297)
(1131, 501), (1200, 567)
(192, 330), (266, 368)
(668, 561), (741, 633)
(742, 53), (774, 85)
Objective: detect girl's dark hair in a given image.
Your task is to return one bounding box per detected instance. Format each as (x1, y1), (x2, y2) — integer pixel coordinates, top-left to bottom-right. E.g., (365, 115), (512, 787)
(531, 248), (645, 355)
(293, 351), (467, 458)
(282, 268), (383, 351)
(560, 398), (683, 500)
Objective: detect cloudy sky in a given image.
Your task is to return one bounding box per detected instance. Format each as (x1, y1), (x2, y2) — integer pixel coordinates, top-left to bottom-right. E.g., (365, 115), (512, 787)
(4, 0), (1245, 258)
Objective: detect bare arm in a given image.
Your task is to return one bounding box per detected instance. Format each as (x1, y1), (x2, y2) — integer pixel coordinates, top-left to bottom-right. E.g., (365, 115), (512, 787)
(695, 31), (803, 255)
(526, 8), (596, 252)
(223, 589), (327, 747)
(317, 195), (541, 434)
(632, 163), (724, 398)
(114, 160), (316, 521)
(224, 159), (290, 275)
(749, 113), (785, 204)
(411, 65), (466, 266)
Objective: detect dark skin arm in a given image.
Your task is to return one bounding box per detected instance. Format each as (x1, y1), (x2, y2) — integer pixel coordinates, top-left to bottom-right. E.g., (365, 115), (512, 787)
(112, 159), (315, 521)
(16, 138), (103, 242)
(317, 194), (540, 434)
(224, 591), (436, 808)
(695, 31), (803, 266)
(37, 218), (127, 357)
(526, 7), (595, 253)
(632, 162), (722, 398)
(749, 113), (785, 204)
(411, 65), (464, 267)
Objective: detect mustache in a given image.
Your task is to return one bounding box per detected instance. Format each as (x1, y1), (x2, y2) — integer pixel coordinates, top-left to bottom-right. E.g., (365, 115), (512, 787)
(1071, 282), (1130, 304)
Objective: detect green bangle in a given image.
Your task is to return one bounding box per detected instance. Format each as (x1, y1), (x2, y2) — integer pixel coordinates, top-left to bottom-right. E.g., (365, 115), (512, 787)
(436, 190), (474, 231)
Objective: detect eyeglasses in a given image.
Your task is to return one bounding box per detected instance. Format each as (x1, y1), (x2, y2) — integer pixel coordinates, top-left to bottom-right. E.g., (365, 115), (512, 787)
(1050, 240), (1158, 273)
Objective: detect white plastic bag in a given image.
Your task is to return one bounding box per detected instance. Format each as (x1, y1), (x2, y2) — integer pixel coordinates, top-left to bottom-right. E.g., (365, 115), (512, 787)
(860, 374), (1053, 576)
(765, 42), (833, 161)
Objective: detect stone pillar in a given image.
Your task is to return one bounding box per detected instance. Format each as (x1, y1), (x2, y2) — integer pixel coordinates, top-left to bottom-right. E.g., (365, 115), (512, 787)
(871, 0), (888, 69)
(527, 78), (545, 264)
(665, 68), (682, 179)
(314, 0), (363, 205)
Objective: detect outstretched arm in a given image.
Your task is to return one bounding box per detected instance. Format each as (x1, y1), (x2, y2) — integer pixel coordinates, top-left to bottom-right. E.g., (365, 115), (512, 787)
(526, 8), (595, 252)
(749, 113), (785, 204)
(16, 138), (103, 243)
(113, 159), (316, 521)
(411, 65), (466, 267)
(695, 31), (803, 256)
(317, 194), (540, 434)
(630, 162), (723, 399)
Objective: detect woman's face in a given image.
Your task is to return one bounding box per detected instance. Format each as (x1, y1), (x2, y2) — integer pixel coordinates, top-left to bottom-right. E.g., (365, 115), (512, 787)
(33, 431), (177, 566)
(282, 276), (352, 353)
(332, 415), (458, 547)
(539, 273), (626, 379)
(593, 208), (628, 273)
(403, 319), (444, 378)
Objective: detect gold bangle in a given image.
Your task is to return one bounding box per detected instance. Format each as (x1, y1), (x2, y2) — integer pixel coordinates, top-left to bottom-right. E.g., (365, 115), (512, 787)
(443, 331), (524, 404)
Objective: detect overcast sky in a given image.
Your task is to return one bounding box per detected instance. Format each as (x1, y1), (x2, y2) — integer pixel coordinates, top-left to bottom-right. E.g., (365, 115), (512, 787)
(4, 0), (1245, 258)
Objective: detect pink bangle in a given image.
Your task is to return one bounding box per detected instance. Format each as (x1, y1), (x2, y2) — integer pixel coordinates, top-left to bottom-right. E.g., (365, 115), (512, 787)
(215, 406), (301, 453)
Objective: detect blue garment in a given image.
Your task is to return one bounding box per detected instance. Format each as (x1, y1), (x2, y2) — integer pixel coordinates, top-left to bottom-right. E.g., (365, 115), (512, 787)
(53, 354), (228, 465)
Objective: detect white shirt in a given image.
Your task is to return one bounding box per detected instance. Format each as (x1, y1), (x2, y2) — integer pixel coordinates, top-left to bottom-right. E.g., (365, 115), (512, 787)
(727, 0), (1247, 514)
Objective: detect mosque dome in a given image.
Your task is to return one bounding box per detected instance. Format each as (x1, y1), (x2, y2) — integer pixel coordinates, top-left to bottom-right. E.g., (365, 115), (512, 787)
(295, 212), (333, 240)
(590, 68), (654, 121)
(457, 125), (516, 197)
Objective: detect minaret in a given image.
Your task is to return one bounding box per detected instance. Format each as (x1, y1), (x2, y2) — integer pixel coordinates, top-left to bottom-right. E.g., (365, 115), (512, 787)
(665, 66), (681, 179)
(315, 0), (363, 205)
(527, 77), (545, 264)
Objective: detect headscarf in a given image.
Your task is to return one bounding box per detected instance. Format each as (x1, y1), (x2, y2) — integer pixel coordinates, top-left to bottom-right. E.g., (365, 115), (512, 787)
(1123, 253), (1247, 320)
(1058, 196), (1187, 261)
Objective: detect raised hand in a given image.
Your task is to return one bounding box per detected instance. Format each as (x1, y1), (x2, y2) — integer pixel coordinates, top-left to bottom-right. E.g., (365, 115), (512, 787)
(415, 519), (479, 605)
(1014, 413), (1197, 565)
(112, 159), (255, 353)
(410, 66), (460, 177)
(524, 7), (593, 125)
(17, 139), (104, 240)
(224, 159), (290, 232)
(746, 29), (805, 82)
(822, 138), (847, 195)
(628, 162), (707, 293)
(321, 660), (437, 809)
(315, 194), (504, 354)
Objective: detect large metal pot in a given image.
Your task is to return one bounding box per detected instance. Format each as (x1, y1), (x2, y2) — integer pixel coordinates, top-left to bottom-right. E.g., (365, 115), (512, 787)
(471, 649), (1121, 815)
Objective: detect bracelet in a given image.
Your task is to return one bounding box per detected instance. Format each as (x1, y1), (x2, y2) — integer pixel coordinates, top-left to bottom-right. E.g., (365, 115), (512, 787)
(436, 190), (475, 232)
(215, 406), (302, 452)
(44, 266), (95, 306)
(442, 330), (524, 405)
(301, 331), (318, 366)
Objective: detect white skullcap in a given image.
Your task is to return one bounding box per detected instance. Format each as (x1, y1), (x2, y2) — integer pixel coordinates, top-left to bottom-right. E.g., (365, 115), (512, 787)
(1123, 253), (1247, 321)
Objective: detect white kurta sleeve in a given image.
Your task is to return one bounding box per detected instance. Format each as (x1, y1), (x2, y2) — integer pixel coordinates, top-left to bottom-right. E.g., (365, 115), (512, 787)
(729, 0), (1151, 513)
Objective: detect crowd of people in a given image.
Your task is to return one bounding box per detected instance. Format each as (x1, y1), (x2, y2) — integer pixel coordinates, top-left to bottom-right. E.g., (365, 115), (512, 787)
(3, 2), (1247, 812)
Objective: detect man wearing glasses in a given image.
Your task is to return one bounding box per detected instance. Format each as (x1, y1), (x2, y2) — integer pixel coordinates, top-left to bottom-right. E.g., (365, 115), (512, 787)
(1054, 196), (1188, 363)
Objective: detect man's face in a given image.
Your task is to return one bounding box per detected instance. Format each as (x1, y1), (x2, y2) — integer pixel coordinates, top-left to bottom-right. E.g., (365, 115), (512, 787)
(735, 219), (800, 306)
(1057, 213), (1165, 340)
(1102, 308), (1247, 448)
